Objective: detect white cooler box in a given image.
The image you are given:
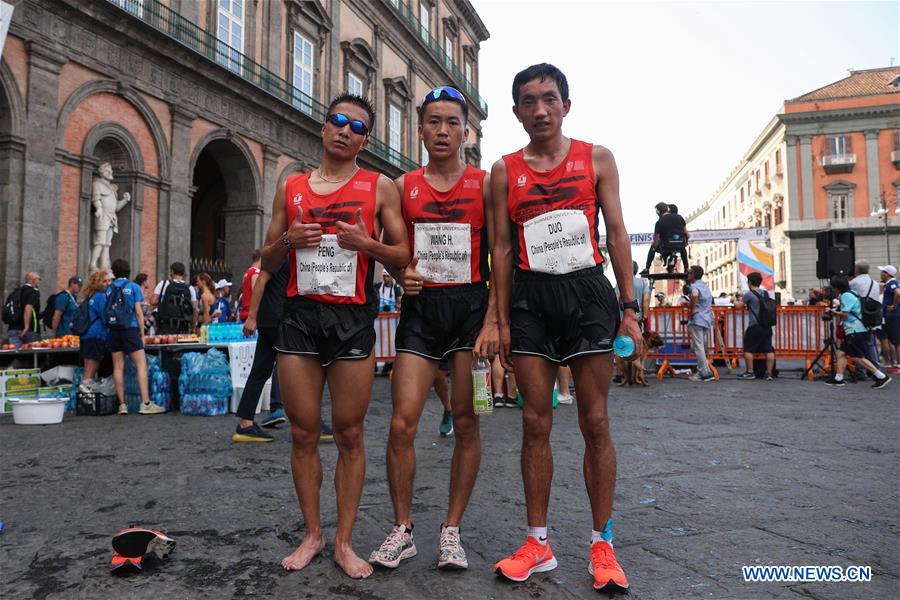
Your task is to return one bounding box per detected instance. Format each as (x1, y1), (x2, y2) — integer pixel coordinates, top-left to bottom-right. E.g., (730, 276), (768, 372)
(230, 380), (272, 414)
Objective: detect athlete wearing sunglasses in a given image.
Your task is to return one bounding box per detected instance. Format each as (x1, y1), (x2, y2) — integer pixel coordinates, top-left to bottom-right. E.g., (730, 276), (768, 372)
(368, 86), (496, 572)
(260, 93), (409, 580)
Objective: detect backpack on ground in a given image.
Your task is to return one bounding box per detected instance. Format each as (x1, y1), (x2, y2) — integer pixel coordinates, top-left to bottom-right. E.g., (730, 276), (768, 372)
(853, 281), (883, 329)
(157, 280), (193, 327)
(752, 290), (777, 327)
(70, 296), (97, 336)
(104, 284), (134, 330)
(2, 286), (24, 326)
(42, 291), (65, 330)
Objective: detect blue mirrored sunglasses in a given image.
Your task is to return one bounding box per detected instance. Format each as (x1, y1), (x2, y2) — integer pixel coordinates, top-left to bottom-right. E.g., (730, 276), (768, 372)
(326, 113), (369, 137)
(423, 86), (466, 105)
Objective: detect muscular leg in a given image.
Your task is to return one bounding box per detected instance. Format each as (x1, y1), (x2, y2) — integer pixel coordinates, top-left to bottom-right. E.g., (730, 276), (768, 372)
(111, 352), (125, 404)
(387, 352), (439, 527)
(278, 353), (326, 571)
(513, 355), (558, 527)
(491, 356), (505, 397)
(130, 349), (151, 405)
(445, 351), (480, 526)
(326, 355), (377, 579)
(433, 368), (451, 412)
(569, 354), (617, 530)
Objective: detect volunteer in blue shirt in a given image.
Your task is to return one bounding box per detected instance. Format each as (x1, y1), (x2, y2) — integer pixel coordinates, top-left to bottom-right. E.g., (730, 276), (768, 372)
(824, 275), (891, 389)
(878, 265), (900, 368)
(108, 259), (165, 414)
(78, 270), (110, 393)
(213, 279), (233, 323)
(52, 276), (82, 336)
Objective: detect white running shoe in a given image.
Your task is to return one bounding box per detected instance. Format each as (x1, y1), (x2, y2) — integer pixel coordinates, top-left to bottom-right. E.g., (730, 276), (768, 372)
(369, 524), (417, 568)
(438, 525), (468, 569)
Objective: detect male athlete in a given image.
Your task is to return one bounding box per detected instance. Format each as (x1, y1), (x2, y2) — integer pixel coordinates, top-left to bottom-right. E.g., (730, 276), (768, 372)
(260, 93), (409, 579)
(368, 86), (496, 570)
(488, 64), (641, 591)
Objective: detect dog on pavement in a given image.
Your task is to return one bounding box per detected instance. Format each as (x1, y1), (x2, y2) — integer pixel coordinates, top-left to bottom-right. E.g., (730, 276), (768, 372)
(618, 330), (664, 387)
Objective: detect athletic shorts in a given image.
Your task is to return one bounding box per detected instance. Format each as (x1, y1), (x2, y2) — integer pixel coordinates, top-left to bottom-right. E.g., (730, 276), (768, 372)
(840, 331), (872, 358)
(395, 283), (488, 361)
(510, 265), (618, 364)
(743, 324), (774, 354)
(884, 316), (900, 345)
(80, 337), (107, 362)
(275, 296), (376, 367)
(107, 328), (143, 354)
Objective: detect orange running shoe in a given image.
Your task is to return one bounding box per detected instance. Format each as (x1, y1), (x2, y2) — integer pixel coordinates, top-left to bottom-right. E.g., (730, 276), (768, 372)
(589, 541), (629, 590)
(494, 536), (558, 582)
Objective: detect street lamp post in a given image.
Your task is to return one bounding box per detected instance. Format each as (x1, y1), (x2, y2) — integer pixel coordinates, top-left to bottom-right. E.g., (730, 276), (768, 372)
(870, 190), (897, 266)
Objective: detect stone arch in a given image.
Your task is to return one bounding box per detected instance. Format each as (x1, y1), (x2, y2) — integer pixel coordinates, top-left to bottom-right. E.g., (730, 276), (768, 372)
(0, 59), (26, 139)
(277, 160), (307, 191)
(189, 130), (262, 283)
(57, 79), (170, 180)
(0, 59), (28, 297)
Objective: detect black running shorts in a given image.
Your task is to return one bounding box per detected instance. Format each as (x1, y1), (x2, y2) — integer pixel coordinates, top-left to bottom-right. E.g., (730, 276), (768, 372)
(743, 324), (774, 354)
(276, 297), (376, 367)
(510, 265), (618, 364)
(395, 283), (488, 361)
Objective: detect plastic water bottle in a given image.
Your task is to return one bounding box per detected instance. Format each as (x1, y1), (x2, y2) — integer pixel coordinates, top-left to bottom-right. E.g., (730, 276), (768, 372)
(471, 357), (493, 416)
(613, 335), (636, 359)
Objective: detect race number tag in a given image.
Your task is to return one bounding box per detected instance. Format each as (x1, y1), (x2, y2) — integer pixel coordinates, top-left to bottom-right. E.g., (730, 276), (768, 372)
(413, 223), (472, 284)
(295, 234), (357, 296)
(523, 209), (594, 274)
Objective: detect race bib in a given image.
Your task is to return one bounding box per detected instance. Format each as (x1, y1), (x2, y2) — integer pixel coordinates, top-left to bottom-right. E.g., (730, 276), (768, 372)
(295, 234), (357, 296)
(413, 223), (472, 284)
(523, 209), (595, 274)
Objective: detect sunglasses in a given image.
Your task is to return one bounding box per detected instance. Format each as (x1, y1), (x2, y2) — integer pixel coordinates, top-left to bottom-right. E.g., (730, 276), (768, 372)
(423, 86), (466, 105)
(326, 113), (369, 137)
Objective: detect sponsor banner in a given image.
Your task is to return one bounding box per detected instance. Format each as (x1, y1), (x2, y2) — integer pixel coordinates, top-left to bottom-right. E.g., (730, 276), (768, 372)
(738, 240), (775, 290)
(599, 228), (768, 247)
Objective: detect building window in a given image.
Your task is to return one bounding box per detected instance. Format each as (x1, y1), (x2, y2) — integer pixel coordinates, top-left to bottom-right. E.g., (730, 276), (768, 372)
(444, 36), (454, 68)
(388, 104), (403, 166)
(216, 0), (244, 74)
(419, 2), (430, 41)
(112, 0), (143, 16)
(292, 32), (314, 115)
(465, 61), (472, 84)
(893, 130), (900, 150)
(390, 0), (400, 7)
(827, 135), (850, 156)
(764, 161), (770, 185)
(774, 205), (783, 225)
(347, 73), (364, 96)
(775, 149), (782, 174)
(830, 194), (848, 221)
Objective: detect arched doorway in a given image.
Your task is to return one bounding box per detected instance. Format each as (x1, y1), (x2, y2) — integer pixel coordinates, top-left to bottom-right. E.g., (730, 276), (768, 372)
(0, 62), (26, 297)
(190, 137), (259, 283)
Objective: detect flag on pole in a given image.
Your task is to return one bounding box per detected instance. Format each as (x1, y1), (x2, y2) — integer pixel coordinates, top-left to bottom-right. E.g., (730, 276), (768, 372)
(737, 240), (775, 290)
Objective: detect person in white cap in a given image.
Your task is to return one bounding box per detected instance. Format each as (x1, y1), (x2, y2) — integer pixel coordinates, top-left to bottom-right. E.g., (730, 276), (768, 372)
(214, 279), (233, 323)
(878, 265), (900, 369)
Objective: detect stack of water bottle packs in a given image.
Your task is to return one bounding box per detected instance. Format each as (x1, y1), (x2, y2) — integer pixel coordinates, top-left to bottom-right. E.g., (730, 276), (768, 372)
(178, 349), (232, 416)
(124, 355), (171, 413)
(206, 322), (255, 344)
(68, 367), (84, 411)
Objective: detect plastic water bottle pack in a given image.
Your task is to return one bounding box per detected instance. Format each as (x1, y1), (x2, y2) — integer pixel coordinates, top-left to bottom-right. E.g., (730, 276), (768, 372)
(178, 349), (232, 416)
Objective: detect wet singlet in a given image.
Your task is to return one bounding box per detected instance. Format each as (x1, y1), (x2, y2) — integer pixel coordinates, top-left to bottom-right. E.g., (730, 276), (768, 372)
(402, 165), (489, 287)
(285, 169), (379, 306)
(503, 139), (605, 274)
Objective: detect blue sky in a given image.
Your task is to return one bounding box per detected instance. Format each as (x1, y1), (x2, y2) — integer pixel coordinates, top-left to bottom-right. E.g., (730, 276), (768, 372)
(473, 1), (899, 238)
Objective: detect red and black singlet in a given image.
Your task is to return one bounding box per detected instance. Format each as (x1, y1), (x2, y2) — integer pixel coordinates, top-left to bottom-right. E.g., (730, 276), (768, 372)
(502, 139), (605, 273)
(285, 169), (379, 305)
(402, 165), (489, 287)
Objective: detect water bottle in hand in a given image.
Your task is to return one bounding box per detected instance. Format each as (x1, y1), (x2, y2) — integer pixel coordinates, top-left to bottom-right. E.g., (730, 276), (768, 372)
(613, 335), (636, 359)
(472, 357), (493, 416)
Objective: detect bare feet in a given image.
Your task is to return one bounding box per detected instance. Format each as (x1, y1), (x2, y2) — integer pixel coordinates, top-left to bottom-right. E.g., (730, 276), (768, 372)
(334, 541), (373, 579)
(281, 534), (325, 571)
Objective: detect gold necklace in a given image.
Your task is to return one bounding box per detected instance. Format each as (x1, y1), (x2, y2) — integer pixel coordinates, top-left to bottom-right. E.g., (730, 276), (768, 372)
(316, 166), (358, 184)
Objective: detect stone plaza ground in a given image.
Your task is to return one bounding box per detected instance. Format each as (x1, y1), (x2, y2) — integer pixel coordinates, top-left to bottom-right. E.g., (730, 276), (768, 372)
(1, 372), (897, 599)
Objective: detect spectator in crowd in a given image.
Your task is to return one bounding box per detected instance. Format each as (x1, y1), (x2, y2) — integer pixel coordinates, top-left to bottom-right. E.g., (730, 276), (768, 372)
(78, 270), (111, 392)
(6, 272), (41, 348)
(375, 270), (402, 312)
(238, 249), (262, 322)
(678, 284), (692, 306)
(686, 266), (715, 382)
(734, 272), (775, 380)
(108, 259), (165, 414)
(879, 265), (900, 369)
(51, 276), (82, 336)
(849, 260), (883, 366)
(134, 273), (151, 334)
(714, 292), (733, 307)
(654, 291), (668, 307)
(632, 260), (650, 327)
(807, 288), (827, 306)
(214, 279), (233, 322)
(151, 262), (198, 334)
(824, 275), (891, 388)
(195, 273), (217, 327)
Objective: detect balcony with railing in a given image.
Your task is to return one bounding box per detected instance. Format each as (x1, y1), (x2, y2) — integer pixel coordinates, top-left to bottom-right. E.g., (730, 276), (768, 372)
(106, 0), (419, 172)
(820, 153), (856, 174)
(386, 1), (489, 115)
(891, 149), (900, 169)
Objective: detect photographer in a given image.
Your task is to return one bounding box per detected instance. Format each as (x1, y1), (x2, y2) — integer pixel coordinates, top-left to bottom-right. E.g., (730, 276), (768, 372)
(824, 276), (891, 389)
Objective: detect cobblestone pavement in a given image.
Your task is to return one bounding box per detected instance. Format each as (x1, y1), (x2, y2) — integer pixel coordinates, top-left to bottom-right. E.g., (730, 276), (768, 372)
(1, 373), (897, 599)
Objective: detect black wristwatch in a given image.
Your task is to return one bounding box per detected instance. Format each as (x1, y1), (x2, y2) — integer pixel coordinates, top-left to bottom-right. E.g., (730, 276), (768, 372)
(620, 299), (640, 313)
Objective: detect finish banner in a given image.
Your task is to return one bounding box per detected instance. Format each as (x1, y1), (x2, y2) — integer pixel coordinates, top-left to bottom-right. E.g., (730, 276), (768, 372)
(599, 227), (769, 247)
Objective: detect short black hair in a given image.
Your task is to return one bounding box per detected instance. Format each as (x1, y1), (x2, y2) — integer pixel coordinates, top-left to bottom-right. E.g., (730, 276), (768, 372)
(668, 204), (679, 214)
(170, 261), (186, 277)
(689, 265), (704, 279)
(830, 275), (850, 293)
(134, 273), (148, 286)
(632, 260), (639, 275)
(326, 93), (376, 131)
(655, 202), (669, 214)
(512, 63), (569, 105)
(111, 258), (130, 279)
(418, 94), (468, 125)
(251, 249), (261, 263)
(747, 272), (763, 287)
